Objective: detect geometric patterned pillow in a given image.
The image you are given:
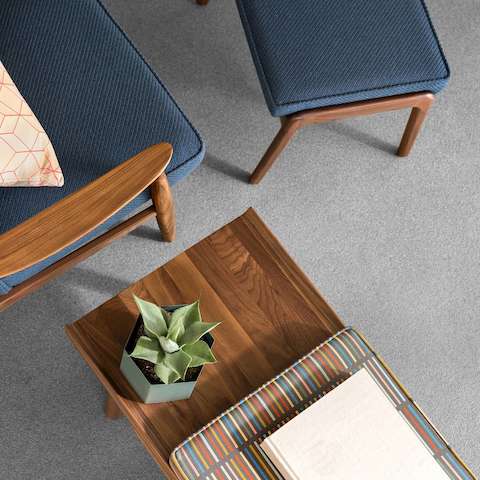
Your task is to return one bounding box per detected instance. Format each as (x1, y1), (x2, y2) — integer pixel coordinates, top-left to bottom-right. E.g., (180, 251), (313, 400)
(0, 61), (63, 187)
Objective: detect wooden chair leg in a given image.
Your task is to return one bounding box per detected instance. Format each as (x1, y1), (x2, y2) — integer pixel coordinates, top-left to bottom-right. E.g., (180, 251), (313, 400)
(105, 393), (123, 420)
(150, 173), (176, 242)
(397, 97), (434, 157)
(250, 118), (300, 184)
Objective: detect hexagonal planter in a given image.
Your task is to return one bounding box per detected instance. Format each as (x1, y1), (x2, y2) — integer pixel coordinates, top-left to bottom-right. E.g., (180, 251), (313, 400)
(120, 305), (214, 404)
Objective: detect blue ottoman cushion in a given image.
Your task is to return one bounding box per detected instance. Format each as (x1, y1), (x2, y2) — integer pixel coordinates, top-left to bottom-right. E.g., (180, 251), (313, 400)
(0, 0), (204, 293)
(236, 0), (449, 117)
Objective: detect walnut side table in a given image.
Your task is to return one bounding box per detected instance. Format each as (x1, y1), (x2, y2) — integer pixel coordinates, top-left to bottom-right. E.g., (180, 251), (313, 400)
(65, 208), (344, 479)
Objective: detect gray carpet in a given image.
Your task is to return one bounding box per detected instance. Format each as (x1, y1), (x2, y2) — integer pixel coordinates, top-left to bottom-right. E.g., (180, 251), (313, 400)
(1, 1), (478, 478)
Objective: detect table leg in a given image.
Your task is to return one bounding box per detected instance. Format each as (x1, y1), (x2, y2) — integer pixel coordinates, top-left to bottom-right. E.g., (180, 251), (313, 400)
(105, 393), (124, 420)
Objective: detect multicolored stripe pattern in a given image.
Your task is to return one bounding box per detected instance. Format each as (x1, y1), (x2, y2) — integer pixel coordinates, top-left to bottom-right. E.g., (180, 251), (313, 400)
(170, 328), (474, 480)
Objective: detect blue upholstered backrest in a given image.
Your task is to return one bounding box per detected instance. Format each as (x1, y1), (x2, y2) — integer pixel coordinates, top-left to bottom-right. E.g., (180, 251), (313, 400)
(0, 0), (203, 234)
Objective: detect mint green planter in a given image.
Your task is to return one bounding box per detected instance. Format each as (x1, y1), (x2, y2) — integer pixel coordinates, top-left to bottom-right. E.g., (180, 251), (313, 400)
(120, 306), (213, 404)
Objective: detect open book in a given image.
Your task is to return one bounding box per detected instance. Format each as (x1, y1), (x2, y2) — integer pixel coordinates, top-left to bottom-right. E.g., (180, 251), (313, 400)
(260, 369), (449, 480)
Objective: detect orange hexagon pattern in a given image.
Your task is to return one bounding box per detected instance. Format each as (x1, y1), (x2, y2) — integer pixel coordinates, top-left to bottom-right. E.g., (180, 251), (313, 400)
(0, 62), (64, 187)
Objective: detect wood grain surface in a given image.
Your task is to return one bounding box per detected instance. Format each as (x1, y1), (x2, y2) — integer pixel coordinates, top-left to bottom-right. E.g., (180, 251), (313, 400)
(66, 208), (344, 479)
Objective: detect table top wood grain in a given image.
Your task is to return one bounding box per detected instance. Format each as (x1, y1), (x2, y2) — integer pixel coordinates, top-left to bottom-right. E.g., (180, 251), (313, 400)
(66, 208), (344, 479)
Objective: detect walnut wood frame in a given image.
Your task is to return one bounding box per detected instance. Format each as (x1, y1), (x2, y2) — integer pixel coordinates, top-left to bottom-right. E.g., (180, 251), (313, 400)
(250, 92), (435, 184)
(0, 143), (175, 311)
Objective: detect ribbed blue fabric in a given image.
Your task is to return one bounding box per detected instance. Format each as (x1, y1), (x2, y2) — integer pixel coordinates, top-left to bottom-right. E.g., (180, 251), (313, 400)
(0, 0), (204, 293)
(236, 0), (450, 117)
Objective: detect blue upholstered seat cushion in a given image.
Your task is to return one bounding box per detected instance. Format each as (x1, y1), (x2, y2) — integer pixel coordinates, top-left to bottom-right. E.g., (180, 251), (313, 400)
(236, 0), (449, 117)
(0, 0), (204, 293)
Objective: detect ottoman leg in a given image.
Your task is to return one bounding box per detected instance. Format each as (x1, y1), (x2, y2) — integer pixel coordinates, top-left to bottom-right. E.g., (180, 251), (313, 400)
(105, 393), (124, 420)
(250, 117), (300, 184)
(397, 95), (434, 156)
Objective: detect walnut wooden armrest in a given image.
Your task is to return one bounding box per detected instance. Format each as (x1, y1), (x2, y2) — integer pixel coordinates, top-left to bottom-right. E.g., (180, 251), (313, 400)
(0, 143), (173, 278)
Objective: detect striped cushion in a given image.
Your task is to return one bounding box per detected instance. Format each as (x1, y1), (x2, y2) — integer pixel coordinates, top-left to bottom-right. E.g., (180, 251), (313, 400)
(236, 0), (449, 117)
(170, 328), (473, 480)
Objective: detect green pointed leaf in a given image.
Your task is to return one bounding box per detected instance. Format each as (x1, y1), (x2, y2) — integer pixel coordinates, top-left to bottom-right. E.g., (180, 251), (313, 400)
(133, 295), (168, 340)
(181, 322), (220, 346)
(182, 340), (216, 368)
(154, 363), (180, 384)
(163, 350), (192, 381)
(158, 336), (180, 354)
(129, 336), (163, 364)
(167, 302), (202, 342)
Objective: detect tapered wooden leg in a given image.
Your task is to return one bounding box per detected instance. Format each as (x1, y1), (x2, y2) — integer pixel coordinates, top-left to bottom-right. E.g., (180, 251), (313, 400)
(150, 173), (176, 242)
(105, 394), (123, 420)
(250, 118), (300, 184)
(397, 97), (434, 157)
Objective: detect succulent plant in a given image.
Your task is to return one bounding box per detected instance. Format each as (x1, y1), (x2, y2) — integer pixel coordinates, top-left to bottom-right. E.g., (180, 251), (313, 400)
(130, 295), (220, 384)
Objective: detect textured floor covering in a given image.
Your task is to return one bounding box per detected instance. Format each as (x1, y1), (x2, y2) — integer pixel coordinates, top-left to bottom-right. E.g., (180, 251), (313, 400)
(0, 1), (478, 478)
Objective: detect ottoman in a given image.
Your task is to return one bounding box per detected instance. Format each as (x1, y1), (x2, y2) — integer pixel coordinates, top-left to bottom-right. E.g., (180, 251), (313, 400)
(235, 0), (450, 183)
